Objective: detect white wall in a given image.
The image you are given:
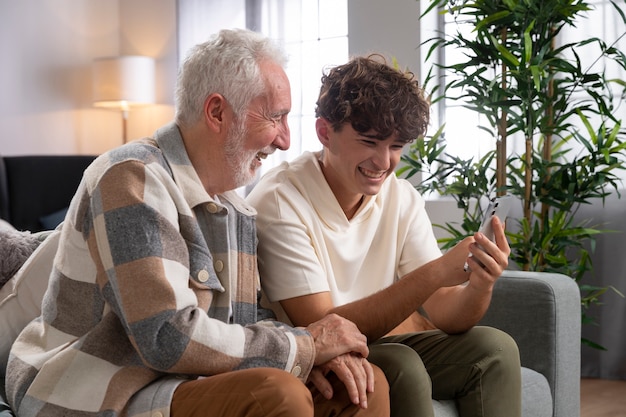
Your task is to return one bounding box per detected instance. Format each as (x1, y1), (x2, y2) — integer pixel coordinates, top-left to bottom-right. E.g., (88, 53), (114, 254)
(177, 0), (246, 63)
(347, 0), (460, 236)
(347, 0), (422, 76)
(0, 0), (177, 156)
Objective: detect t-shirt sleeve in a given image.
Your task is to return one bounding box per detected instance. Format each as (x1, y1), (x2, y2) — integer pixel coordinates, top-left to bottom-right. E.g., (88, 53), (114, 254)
(395, 180), (443, 278)
(250, 183), (331, 303)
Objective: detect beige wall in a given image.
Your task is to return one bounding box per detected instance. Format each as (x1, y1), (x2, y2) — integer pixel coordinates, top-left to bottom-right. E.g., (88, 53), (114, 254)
(0, 0), (177, 156)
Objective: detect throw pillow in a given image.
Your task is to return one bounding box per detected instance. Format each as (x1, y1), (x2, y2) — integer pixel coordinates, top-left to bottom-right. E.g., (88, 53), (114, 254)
(0, 223), (43, 289)
(0, 230), (60, 375)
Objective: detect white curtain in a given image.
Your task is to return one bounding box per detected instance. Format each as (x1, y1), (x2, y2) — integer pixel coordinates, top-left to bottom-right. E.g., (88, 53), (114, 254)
(176, 0), (348, 176)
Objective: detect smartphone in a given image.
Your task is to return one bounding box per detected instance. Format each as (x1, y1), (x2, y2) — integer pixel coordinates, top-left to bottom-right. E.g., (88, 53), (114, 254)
(464, 195), (514, 272)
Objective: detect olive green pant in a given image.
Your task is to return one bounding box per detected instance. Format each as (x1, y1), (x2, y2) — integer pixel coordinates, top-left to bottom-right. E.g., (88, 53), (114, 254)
(368, 326), (521, 417)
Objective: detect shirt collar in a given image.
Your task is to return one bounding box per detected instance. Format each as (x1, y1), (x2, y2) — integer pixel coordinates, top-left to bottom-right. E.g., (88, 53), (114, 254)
(153, 122), (256, 216)
(302, 151), (377, 224)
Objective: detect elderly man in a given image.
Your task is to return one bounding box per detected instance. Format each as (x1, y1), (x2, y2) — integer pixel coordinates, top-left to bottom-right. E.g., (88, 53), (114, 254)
(5, 30), (389, 417)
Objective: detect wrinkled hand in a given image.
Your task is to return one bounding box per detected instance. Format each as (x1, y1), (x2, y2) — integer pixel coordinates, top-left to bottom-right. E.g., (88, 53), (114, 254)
(466, 216), (510, 291)
(306, 313), (369, 365)
(308, 353), (374, 409)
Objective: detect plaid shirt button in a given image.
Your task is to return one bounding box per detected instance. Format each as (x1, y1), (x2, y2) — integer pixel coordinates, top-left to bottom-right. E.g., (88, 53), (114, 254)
(198, 269), (209, 282)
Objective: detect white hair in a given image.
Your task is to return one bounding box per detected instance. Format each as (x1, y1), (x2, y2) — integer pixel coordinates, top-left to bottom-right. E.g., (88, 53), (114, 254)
(175, 28), (288, 129)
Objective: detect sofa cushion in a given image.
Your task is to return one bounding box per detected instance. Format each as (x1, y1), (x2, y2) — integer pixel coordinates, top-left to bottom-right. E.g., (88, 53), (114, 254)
(432, 367), (552, 417)
(521, 366), (552, 417)
(0, 221), (43, 289)
(433, 399), (458, 417)
(0, 229), (60, 375)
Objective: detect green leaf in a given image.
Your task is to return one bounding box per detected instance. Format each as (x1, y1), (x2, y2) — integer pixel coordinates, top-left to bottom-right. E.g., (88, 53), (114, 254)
(489, 34), (520, 67)
(415, 0), (626, 350)
(523, 19), (535, 64)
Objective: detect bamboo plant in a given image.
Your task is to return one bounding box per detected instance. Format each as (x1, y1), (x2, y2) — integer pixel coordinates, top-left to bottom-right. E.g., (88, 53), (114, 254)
(398, 0), (626, 347)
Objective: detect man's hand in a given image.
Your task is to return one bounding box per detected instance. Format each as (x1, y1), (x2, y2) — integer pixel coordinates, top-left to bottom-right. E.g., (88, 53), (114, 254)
(434, 216), (510, 290)
(432, 236), (476, 286)
(308, 353), (375, 409)
(305, 313), (369, 365)
(305, 314), (373, 408)
(422, 216), (511, 333)
(466, 215), (510, 291)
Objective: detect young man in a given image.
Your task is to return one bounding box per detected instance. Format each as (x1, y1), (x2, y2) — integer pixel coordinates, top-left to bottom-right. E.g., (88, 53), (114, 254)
(5, 31), (389, 417)
(248, 55), (522, 417)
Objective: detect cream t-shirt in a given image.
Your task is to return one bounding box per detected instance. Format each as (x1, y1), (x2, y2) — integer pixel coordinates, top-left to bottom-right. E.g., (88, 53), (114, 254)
(247, 151), (442, 324)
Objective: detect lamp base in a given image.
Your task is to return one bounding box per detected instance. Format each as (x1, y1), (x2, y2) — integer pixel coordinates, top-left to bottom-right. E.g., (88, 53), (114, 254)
(122, 110), (129, 144)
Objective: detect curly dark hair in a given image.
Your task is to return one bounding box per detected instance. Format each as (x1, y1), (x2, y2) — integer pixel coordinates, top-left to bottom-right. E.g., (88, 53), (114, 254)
(315, 55), (430, 142)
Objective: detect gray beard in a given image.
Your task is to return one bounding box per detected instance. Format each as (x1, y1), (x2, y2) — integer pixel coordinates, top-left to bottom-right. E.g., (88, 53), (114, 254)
(223, 119), (256, 189)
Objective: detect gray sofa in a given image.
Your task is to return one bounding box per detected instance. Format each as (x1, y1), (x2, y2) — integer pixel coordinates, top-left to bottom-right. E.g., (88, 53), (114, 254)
(0, 269), (582, 417)
(0, 156), (581, 416)
(433, 271), (581, 417)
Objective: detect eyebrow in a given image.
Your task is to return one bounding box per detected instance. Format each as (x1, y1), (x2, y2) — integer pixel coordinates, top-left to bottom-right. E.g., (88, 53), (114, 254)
(269, 108), (290, 118)
(359, 132), (406, 143)
(359, 132), (385, 140)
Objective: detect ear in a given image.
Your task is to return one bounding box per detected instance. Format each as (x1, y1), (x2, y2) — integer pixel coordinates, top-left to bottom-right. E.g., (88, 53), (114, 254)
(203, 93), (230, 133)
(315, 117), (332, 148)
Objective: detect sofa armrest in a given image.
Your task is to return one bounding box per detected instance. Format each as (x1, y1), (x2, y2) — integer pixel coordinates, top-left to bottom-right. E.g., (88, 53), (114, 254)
(479, 270), (581, 417)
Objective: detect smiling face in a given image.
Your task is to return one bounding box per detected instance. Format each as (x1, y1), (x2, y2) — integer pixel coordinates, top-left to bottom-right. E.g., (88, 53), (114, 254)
(316, 118), (407, 218)
(224, 59), (291, 189)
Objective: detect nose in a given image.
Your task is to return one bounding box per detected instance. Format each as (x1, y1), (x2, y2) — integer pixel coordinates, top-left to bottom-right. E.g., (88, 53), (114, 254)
(370, 144), (391, 170)
(273, 118), (290, 151)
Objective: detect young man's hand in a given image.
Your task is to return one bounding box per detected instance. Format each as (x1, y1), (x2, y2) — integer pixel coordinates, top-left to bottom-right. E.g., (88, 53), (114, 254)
(466, 215), (510, 291)
(435, 216), (510, 290)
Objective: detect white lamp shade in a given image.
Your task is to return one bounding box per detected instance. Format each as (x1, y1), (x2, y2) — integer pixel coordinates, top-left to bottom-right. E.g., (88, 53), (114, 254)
(92, 56), (156, 110)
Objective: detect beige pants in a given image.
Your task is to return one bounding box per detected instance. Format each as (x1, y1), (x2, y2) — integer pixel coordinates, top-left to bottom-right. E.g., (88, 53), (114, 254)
(171, 365), (390, 417)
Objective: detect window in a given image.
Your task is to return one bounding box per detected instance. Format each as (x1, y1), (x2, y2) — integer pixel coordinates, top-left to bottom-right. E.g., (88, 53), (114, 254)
(419, 0), (626, 167)
(177, 0), (348, 177)
(251, 0), (348, 171)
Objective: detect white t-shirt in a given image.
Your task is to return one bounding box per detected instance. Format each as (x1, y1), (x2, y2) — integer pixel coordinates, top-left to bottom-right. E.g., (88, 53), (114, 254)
(247, 151), (442, 323)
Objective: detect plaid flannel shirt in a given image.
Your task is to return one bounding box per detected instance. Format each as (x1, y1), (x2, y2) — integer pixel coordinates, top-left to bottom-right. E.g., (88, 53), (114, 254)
(6, 123), (314, 417)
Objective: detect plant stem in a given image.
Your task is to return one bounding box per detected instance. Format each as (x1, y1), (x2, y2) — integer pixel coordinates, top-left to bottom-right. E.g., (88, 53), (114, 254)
(497, 27), (508, 196)
(539, 32), (557, 267)
(523, 133), (532, 270)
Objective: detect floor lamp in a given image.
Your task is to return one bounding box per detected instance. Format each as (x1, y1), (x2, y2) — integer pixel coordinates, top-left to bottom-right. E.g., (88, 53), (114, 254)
(92, 56), (156, 144)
